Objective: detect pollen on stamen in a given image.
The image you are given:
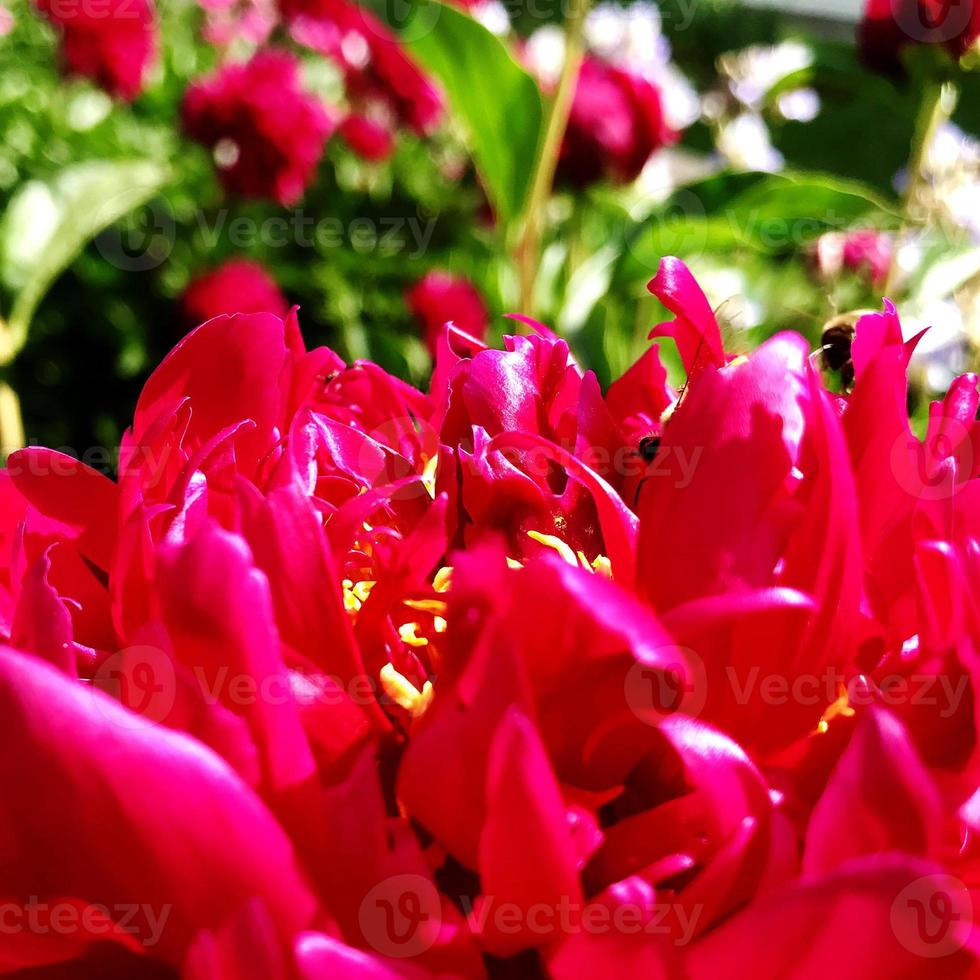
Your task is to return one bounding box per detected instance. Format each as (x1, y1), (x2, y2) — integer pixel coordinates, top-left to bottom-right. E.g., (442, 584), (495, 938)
(380, 663), (433, 717)
(814, 682), (856, 735)
(432, 566), (453, 592)
(527, 530), (612, 578)
(403, 598), (448, 617)
(527, 530), (580, 567)
(343, 578), (375, 615)
(421, 454), (439, 499)
(398, 622), (429, 648)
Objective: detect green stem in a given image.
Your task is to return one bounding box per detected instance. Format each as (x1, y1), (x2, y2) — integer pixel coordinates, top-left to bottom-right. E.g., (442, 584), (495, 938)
(0, 319), (26, 457)
(0, 380), (24, 460)
(517, 0), (590, 316)
(883, 79), (956, 297)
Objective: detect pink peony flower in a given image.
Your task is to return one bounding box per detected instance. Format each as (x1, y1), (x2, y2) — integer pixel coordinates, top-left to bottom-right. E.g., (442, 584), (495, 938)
(843, 230), (893, 285)
(558, 56), (676, 188)
(182, 50), (335, 205)
(182, 258), (289, 326)
(405, 270), (488, 356)
(35, 0), (157, 100)
(2, 260), (980, 975)
(817, 229), (894, 287)
(279, 0), (443, 136)
(859, 0), (980, 73)
(198, 0), (278, 47)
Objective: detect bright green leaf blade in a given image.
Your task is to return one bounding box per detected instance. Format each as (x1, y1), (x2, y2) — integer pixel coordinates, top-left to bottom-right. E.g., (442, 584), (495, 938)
(615, 171), (901, 287)
(731, 171), (902, 231)
(405, 1), (544, 226)
(0, 159), (169, 351)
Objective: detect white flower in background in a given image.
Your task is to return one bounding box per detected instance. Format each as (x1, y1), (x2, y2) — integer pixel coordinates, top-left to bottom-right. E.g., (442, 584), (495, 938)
(717, 113), (784, 173)
(906, 298), (968, 393)
(585, 2), (667, 67)
(697, 266), (764, 332)
(524, 25), (566, 88)
(656, 63), (702, 134)
(470, 0), (510, 37)
(777, 87), (820, 123)
(719, 41), (812, 111)
(920, 123), (980, 244)
(709, 41), (820, 173)
(584, 2), (700, 131)
(635, 149), (718, 205)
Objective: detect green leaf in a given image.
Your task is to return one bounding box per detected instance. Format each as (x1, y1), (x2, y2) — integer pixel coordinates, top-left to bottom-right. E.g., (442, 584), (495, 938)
(0, 159), (169, 355)
(405, 1), (544, 227)
(615, 171), (900, 287)
(730, 171), (901, 232)
(557, 243), (619, 336)
(768, 42), (918, 194)
(952, 71), (980, 142)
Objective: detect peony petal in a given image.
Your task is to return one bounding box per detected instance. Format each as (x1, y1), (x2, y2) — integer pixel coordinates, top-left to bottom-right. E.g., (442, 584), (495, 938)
(0, 647), (316, 968)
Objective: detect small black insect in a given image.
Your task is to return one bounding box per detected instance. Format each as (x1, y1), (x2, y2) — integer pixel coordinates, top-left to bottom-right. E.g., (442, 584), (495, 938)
(819, 313), (859, 391)
(632, 435), (665, 508)
(637, 434), (662, 463)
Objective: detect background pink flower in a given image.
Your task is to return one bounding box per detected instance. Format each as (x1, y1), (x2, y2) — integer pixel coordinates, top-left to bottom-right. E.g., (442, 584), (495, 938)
(338, 113), (394, 161)
(859, 0), (980, 73)
(35, 0), (157, 100)
(182, 258), (289, 327)
(182, 50), (335, 204)
(558, 56), (675, 188)
(406, 270), (489, 355)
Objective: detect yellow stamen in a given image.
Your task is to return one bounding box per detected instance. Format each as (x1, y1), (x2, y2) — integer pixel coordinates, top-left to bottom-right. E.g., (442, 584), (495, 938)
(403, 598), (448, 616)
(591, 555), (613, 579)
(527, 530), (580, 568)
(342, 578), (375, 615)
(421, 454), (439, 499)
(380, 663), (434, 717)
(526, 531), (612, 578)
(814, 683), (856, 735)
(432, 567), (453, 593)
(398, 622), (429, 648)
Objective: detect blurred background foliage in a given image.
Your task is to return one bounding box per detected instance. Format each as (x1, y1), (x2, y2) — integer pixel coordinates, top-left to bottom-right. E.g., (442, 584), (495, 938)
(1, 0), (980, 455)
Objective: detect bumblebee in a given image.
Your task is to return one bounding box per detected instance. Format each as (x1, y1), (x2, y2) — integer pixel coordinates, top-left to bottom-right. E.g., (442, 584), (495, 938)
(818, 311), (869, 392)
(637, 434), (662, 463)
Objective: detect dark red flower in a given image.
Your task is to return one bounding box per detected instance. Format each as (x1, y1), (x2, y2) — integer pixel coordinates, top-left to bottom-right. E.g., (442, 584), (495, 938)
(338, 113), (395, 161)
(182, 259), (289, 326)
(35, 0), (157, 100)
(182, 50), (335, 205)
(558, 56), (675, 188)
(406, 271), (488, 355)
(859, 0), (980, 73)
